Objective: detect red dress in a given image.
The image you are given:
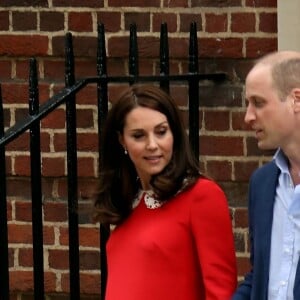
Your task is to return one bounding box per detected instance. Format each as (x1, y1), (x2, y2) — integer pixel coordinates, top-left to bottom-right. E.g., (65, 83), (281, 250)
(105, 178), (237, 299)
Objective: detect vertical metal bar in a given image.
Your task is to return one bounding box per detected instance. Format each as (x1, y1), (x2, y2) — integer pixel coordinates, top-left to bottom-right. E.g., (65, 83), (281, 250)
(65, 32), (80, 300)
(188, 22), (200, 161)
(159, 22), (170, 93)
(0, 84), (10, 300)
(129, 23), (139, 83)
(96, 23), (110, 300)
(29, 58), (45, 300)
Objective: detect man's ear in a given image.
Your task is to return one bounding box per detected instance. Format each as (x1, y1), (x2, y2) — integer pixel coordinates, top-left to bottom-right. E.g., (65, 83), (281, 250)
(290, 88), (300, 112)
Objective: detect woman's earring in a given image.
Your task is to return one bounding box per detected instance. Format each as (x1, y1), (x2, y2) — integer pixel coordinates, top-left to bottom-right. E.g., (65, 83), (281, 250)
(124, 148), (128, 155)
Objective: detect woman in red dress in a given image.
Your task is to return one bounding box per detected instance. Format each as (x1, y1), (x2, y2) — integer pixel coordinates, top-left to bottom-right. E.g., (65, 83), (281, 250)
(94, 84), (237, 299)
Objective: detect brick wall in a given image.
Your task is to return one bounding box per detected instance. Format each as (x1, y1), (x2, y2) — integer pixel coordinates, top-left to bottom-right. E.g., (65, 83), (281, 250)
(0, 0), (277, 298)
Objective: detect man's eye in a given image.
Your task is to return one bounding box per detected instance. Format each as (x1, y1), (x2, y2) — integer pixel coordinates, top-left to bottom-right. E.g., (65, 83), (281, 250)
(254, 100), (264, 107)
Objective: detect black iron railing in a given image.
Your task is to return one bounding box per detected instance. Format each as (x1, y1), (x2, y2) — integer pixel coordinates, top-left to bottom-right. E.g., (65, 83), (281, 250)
(0, 22), (226, 300)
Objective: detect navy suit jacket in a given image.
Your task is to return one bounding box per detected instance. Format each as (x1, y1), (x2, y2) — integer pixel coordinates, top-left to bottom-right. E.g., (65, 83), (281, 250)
(232, 160), (300, 300)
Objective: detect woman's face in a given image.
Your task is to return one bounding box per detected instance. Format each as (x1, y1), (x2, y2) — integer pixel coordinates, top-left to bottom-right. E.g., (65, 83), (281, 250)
(119, 106), (174, 190)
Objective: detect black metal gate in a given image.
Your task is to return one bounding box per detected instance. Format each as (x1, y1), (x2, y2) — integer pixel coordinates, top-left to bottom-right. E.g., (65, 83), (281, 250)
(0, 22), (226, 300)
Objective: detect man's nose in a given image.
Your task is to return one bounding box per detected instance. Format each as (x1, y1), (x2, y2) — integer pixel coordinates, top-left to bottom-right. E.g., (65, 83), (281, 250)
(244, 105), (255, 124)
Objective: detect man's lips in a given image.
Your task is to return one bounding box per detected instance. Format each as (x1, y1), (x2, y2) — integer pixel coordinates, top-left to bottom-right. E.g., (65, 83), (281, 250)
(254, 129), (263, 138)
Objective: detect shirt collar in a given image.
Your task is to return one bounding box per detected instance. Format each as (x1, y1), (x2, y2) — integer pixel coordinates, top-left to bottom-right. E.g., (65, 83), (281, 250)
(274, 148), (290, 175)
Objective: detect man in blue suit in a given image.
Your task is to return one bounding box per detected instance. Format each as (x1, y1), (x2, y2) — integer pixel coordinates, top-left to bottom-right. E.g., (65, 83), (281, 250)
(233, 51), (300, 299)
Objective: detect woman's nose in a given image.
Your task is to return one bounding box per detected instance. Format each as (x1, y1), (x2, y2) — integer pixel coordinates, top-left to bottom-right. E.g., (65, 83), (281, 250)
(146, 136), (158, 150)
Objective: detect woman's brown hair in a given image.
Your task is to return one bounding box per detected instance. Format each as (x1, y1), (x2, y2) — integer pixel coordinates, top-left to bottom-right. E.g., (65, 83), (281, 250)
(94, 84), (201, 225)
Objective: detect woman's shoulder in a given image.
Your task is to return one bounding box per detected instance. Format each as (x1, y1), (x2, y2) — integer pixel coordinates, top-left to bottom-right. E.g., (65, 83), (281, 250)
(188, 176), (224, 195)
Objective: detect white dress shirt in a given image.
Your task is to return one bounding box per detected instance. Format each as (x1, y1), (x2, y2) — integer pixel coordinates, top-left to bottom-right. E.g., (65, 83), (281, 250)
(268, 149), (300, 300)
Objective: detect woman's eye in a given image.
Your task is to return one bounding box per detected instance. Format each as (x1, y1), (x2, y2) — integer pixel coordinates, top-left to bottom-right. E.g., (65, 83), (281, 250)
(132, 133), (144, 139)
(156, 128), (167, 136)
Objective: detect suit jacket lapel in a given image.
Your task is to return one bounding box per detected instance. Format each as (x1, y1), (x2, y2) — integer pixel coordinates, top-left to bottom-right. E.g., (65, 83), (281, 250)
(254, 162), (279, 296)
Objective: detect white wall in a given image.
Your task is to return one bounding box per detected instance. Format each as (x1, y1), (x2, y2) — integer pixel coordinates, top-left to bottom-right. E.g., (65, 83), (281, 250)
(278, 0), (300, 51)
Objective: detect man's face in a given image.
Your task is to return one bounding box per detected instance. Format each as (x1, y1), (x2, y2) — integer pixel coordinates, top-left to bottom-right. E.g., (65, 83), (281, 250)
(244, 64), (295, 150)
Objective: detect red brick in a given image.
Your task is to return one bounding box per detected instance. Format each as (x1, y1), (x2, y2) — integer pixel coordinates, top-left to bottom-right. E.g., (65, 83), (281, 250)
(19, 248), (33, 267)
(10, 271), (57, 292)
(245, 136), (275, 157)
(97, 12), (121, 32)
(108, 36), (160, 58)
(12, 12), (37, 31)
(108, 0), (160, 6)
(75, 59), (98, 77)
(163, 0), (189, 7)
(232, 111), (251, 131)
(77, 109), (95, 129)
(41, 132), (51, 152)
(77, 133), (98, 152)
(259, 12), (277, 33)
(246, 38), (277, 58)
(191, 0), (241, 7)
(59, 226), (69, 246)
(49, 249), (69, 269)
(42, 157), (65, 176)
(53, 133), (66, 152)
(199, 38), (243, 58)
(234, 207), (249, 228)
(8, 224), (32, 243)
(43, 59), (65, 80)
(234, 231), (246, 252)
(44, 201), (68, 222)
(1, 0), (47, 6)
(245, 0), (276, 7)
(77, 156), (96, 177)
(40, 12), (65, 31)
(180, 14), (202, 32)
(10, 271), (34, 291)
(206, 160), (232, 181)
(53, 0), (103, 7)
(231, 13), (256, 33)
(52, 35), (97, 57)
(80, 250), (100, 270)
(204, 110), (230, 131)
(14, 155), (31, 176)
(1, 82), (30, 104)
(0, 11), (9, 30)
(7, 178), (31, 199)
(6, 200), (12, 222)
(68, 12), (93, 32)
(200, 136), (244, 156)
(9, 248), (14, 267)
(236, 256), (251, 277)
(234, 160), (259, 181)
(153, 13), (177, 33)
(79, 227), (100, 248)
(15, 60), (31, 79)
(0, 35), (48, 56)
(15, 201), (32, 222)
(124, 13), (151, 32)
(61, 273), (100, 294)
(0, 60), (11, 79)
(205, 13), (228, 33)
(77, 178), (98, 200)
(41, 109), (66, 129)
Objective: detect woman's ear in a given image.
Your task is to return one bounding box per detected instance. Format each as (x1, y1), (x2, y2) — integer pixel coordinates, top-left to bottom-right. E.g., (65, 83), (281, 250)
(118, 132), (125, 149)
